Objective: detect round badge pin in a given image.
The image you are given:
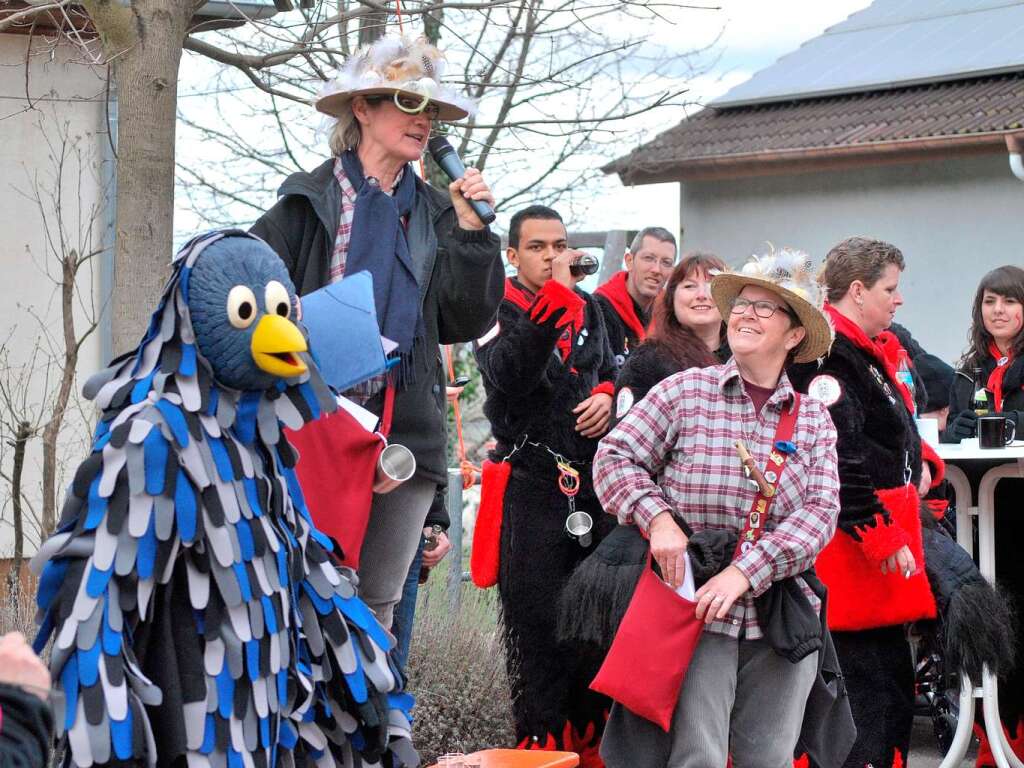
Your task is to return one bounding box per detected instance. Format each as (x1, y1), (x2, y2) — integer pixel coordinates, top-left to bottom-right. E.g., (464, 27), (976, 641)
(808, 375), (842, 406)
(616, 387), (635, 417)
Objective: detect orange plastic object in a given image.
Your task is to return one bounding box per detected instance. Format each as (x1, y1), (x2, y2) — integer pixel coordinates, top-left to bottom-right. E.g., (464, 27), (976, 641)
(427, 750), (579, 768)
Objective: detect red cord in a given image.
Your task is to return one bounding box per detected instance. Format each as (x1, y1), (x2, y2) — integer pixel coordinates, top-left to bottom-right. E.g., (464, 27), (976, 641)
(445, 345), (479, 489)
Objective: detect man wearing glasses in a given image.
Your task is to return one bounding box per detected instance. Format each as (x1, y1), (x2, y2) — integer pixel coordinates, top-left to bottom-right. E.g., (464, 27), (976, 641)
(594, 226), (677, 367)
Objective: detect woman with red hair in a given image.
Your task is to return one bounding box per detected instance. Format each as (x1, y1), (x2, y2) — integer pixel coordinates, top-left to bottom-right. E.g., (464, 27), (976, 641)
(612, 252), (725, 421)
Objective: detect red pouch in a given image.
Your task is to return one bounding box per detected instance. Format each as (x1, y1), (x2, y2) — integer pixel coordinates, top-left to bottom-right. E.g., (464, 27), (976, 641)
(288, 387), (393, 570)
(590, 555), (704, 731)
(470, 459), (511, 588)
(816, 484), (936, 631)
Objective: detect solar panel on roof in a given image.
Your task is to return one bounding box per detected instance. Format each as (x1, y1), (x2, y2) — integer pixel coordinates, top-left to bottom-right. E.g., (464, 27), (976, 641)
(711, 0), (1024, 107)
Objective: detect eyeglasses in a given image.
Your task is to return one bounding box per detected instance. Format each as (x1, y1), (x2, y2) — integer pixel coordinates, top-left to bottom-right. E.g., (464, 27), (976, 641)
(730, 296), (793, 319)
(366, 93), (441, 119)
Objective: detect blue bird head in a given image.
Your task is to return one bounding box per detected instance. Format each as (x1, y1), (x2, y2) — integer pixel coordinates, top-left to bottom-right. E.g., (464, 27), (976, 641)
(185, 236), (308, 391)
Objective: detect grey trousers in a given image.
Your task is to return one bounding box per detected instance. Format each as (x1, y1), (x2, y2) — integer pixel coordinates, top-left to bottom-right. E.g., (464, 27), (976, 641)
(356, 475), (437, 630)
(601, 633), (817, 768)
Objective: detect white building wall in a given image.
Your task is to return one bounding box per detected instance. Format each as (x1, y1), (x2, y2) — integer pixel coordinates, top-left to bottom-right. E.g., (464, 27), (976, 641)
(0, 33), (111, 556)
(679, 154), (1024, 364)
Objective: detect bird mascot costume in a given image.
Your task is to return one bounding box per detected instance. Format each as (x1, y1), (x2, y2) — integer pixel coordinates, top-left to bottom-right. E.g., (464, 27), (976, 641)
(30, 231), (416, 768)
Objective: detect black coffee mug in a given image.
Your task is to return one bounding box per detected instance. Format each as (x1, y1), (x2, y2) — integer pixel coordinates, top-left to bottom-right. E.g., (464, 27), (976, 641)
(978, 415), (1016, 448)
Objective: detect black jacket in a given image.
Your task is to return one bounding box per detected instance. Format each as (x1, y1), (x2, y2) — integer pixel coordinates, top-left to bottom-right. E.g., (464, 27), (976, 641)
(475, 278), (617, 468)
(946, 354), (1024, 438)
(251, 159), (503, 483)
(594, 293), (648, 367)
(612, 338), (714, 424)
(0, 683), (53, 768)
(423, 485), (450, 530)
(790, 334), (923, 534)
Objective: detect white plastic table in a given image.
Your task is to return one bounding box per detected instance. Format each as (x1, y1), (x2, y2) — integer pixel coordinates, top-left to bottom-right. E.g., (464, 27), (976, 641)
(936, 439), (1024, 768)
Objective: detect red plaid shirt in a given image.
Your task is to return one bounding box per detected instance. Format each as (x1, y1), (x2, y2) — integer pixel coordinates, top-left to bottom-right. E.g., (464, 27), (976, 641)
(593, 359), (840, 638)
(329, 157), (358, 284)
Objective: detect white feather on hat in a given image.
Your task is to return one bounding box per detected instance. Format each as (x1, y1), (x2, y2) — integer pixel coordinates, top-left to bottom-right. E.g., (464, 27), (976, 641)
(316, 35), (475, 122)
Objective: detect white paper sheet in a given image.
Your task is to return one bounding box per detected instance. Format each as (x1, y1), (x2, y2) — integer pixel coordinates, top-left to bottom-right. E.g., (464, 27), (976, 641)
(675, 551), (696, 601)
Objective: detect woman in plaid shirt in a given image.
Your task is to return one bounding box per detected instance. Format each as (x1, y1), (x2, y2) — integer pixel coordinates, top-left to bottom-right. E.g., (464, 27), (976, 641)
(594, 250), (840, 768)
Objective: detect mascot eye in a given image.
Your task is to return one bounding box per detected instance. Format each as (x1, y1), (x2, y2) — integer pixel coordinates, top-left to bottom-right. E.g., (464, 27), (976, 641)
(264, 281), (291, 318)
(226, 285), (258, 329)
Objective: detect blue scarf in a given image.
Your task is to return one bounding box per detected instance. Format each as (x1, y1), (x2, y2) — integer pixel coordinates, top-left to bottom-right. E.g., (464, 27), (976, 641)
(341, 150), (423, 380)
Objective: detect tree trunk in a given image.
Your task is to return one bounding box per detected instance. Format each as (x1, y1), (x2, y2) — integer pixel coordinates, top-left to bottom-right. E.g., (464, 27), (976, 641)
(358, 0), (388, 45)
(8, 421), (31, 597)
(83, 0), (202, 354)
(39, 249), (84, 536)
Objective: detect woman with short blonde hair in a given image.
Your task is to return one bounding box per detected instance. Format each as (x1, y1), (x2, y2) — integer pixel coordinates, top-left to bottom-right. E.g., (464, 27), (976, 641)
(251, 36), (503, 634)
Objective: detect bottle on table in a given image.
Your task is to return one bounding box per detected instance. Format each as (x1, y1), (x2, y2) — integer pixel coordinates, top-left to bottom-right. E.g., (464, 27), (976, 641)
(972, 367), (990, 416)
(895, 349), (916, 416)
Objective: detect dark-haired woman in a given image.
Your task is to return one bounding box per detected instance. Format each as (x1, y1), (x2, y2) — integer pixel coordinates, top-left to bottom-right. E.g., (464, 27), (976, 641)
(612, 252), (724, 422)
(943, 265), (1024, 764)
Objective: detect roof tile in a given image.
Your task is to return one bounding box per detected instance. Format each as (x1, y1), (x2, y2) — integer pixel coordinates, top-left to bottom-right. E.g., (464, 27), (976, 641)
(609, 73), (1024, 181)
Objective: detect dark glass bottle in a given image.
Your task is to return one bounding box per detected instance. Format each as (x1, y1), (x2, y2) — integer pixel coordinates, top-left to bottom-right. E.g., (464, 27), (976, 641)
(972, 367), (990, 416)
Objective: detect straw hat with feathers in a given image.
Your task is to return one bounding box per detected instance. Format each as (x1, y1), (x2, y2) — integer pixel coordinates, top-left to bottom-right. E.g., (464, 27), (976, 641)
(711, 247), (834, 364)
(316, 35), (475, 122)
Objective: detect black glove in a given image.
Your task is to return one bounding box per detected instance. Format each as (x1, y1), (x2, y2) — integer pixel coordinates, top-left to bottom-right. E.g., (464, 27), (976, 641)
(947, 409), (979, 441)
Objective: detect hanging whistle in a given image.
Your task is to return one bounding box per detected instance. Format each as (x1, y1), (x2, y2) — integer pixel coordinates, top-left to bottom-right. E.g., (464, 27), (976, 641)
(735, 440), (772, 496)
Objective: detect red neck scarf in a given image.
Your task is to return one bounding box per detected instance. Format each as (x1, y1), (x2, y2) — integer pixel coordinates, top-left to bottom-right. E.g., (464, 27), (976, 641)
(595, 271), (647, 342)
(987, 340), (1013, 412)
(825, 304), (916, 413)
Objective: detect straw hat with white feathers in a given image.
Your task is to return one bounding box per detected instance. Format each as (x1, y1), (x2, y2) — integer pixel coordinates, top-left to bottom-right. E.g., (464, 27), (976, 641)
(316, 35), (475, 122)
(711, 247), (834, 364)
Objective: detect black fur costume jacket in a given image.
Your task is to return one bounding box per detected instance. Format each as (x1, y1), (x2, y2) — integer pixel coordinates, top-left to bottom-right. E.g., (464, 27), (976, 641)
(476, 277), (618, 469)
(790, 333), (937, 630)
(612, 339), (713, 425)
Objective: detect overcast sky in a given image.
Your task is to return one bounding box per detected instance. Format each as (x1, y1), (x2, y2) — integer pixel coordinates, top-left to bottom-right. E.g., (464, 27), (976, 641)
(175, 1), (873, 248)
(580, 0), (872, 247)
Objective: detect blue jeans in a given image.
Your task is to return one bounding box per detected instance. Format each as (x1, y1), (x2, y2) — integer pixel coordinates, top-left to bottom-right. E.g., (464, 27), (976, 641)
(392, 536), (425, 673)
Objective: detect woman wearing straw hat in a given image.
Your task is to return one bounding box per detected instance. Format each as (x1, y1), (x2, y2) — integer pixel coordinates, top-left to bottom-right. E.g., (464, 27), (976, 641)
(594, 249), (840, 768)
(252, 36), (503, 632)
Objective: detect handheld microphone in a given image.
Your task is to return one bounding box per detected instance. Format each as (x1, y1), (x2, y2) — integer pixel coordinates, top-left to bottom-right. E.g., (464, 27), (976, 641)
(427, 137), (497, 225)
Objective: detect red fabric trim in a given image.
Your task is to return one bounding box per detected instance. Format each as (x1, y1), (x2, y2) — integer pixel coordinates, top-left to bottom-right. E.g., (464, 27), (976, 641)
(505, 278), (585, 363)
(826, 305), (915, 413)
(920, 439), (945, 487)
(975, 716), (1024, 766)
(816, 484), (936, 630)
(530, 279), (585, 327)
(855, 511), (911, 562)
(987, 339), (1013, 413)
(504, 277), (534, 312)
(926, 499), (949, 520)
(591, 381), (615, 398)
(595, 270), (647, 342)
(470, 459), (511, 588)
(515, 720), (604, 767)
